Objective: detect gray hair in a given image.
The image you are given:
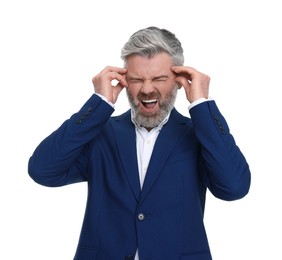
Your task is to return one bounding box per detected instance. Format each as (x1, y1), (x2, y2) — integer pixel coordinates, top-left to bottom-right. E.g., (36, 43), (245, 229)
(121, 26), (184, 66)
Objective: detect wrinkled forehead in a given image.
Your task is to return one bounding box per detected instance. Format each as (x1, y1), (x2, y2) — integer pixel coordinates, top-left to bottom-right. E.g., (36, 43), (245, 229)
(125, 53), (174, 79)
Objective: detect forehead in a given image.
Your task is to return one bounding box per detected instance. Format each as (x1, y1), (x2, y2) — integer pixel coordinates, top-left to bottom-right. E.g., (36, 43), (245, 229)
(126, 53), (174, 78)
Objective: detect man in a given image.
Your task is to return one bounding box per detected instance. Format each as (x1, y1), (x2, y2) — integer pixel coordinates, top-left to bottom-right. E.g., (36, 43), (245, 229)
(28, 26), (251, 259)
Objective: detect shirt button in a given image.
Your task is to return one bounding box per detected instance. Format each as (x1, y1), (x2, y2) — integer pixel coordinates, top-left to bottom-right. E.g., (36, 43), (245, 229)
(138, 213), (145, 221)
(146, 140), (150, 144)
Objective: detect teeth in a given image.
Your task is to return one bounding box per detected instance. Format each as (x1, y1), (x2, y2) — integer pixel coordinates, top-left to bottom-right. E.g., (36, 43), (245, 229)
(142, 99), (157, 103)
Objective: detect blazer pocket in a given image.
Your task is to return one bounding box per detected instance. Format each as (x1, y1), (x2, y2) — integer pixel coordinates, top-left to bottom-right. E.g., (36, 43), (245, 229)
(74, 246), (98, 260)
(181, 250), (212, 260)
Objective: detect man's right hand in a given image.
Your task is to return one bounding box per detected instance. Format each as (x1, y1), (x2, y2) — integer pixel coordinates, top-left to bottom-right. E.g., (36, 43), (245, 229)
(92, 66), (128, 104)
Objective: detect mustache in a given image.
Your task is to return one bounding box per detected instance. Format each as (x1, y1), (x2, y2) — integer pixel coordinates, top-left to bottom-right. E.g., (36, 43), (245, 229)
(137, 92), (160, 100)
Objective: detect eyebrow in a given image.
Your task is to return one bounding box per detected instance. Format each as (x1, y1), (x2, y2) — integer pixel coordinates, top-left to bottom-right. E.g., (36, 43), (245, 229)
(127, 75), (142, 81)
(127, 74), (169, 80)
(152, 75), (169, 80)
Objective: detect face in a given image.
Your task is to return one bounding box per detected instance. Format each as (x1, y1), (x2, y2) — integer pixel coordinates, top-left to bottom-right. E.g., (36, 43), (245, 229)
(125, 53), (178, 129)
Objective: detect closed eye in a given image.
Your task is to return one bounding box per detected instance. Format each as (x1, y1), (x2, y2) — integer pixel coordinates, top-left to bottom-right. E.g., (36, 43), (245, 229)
(153, 76), (169, 81)
(127, 76), (143, 83)
(130, 79), (143, 83)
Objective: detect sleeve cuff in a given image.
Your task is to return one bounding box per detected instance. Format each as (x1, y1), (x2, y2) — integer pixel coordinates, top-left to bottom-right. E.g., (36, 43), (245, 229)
(188, 96), (213, 110)
(95, 93), (115, 108)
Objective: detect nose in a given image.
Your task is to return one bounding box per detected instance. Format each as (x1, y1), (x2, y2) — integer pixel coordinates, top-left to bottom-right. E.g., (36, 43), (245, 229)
(140, 80), (154, 94)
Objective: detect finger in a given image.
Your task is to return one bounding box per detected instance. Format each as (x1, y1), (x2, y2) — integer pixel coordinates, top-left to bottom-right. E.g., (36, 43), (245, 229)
(171, 66), (194, 80)
(174, 76), (191, 89)
(111, 82), (126, 104)
(110, 72), (128, 87)
(103, 66), (127, 75)
(113, 82), (125, 95)
(171, 66), (198, 74)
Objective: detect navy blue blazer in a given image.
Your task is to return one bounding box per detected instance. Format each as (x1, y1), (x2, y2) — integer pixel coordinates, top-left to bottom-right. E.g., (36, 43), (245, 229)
(28, 94), (251, 260)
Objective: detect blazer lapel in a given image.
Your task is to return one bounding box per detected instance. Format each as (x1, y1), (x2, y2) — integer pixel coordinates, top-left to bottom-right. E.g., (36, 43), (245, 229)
(139, 109), (190, 204)
(111, 111), (141, 201)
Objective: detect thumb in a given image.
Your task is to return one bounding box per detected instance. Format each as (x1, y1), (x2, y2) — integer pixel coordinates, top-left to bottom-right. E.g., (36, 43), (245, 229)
(112, 83), (125, 104)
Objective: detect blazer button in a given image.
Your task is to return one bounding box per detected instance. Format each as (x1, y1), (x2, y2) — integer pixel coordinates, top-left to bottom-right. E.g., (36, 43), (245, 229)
(138, 213), (145, 221)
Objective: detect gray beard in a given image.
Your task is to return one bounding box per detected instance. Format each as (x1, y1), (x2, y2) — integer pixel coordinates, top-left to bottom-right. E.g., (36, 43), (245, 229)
(126, 86), (178, 129)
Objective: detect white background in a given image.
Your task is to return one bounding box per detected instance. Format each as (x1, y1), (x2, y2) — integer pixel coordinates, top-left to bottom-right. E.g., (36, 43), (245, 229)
(1, 0), (281, 259)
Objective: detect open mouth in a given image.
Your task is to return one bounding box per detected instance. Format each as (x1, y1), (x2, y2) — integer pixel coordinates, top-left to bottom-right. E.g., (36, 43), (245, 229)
(141, 99), (158, 110)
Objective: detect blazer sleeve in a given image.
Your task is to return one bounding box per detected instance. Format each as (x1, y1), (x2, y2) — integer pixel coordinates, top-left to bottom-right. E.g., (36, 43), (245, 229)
(189, 100), (251, 201)
(28, 94), (114, 187)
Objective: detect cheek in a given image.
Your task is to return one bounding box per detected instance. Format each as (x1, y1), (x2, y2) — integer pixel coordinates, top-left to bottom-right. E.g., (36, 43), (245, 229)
(127, 87), (139, 103)
(131, 83), (144, 93)
(159, 84), (175, 97)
